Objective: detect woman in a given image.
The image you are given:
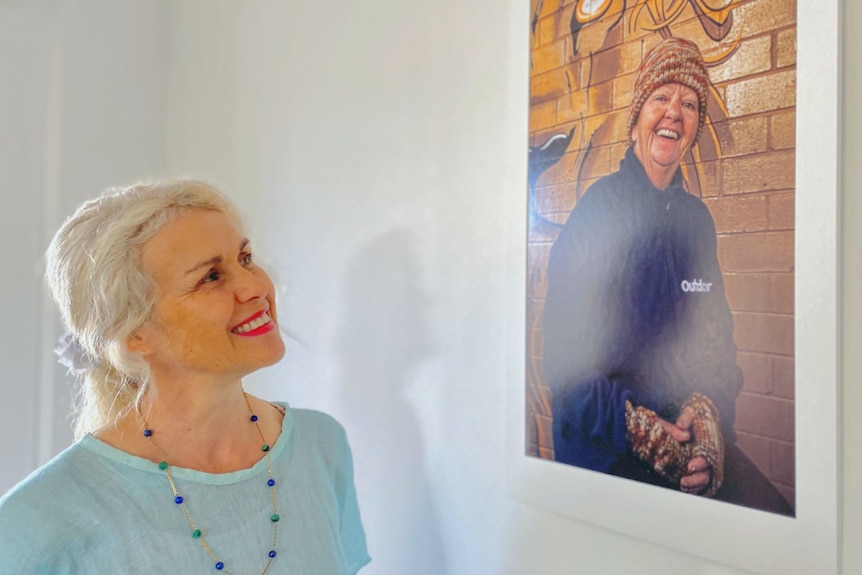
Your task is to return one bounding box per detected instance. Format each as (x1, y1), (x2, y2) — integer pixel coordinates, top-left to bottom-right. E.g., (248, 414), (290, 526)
(542, 38), (791, 514)
(0, 181), (370, 572)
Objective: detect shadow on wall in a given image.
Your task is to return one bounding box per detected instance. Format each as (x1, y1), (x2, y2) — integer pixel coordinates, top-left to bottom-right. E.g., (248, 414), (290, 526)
(333, 229), (448, 575)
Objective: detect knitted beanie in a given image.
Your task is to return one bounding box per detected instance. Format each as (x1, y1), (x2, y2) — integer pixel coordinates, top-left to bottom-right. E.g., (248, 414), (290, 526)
(627, 37), (710, 142)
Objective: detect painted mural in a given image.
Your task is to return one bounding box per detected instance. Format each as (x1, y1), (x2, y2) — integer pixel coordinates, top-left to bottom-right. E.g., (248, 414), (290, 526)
(526, 0), (797, 514)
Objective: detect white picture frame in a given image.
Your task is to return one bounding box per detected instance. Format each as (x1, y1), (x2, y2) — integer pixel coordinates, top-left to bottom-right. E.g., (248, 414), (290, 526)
(508, 1), (841, 573)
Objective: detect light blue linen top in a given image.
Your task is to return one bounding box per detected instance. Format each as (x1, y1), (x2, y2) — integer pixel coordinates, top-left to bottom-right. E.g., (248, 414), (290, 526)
(0, 404), (370, 575)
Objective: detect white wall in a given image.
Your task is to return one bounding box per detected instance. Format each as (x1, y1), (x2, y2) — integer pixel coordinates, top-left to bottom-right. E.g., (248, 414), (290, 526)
(840, 1), (862, 572)
(162, 1), (859, 574)
(1, 0), (859, 573)
(0, 0), (169, 493)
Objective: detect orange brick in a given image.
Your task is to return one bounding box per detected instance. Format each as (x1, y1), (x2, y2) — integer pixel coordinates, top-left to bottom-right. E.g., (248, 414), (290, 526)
(768, 272), (794, 314)
(772, 355), (795, 399)
(717, 231), (794, 272)
(528, 267), (549, 300)
(534, 0), (563, 23)
(535, 14), (562, 46)
(709, 35), (773, 84)
(703, 194), (767, 233)
(536, 413), (555, 450)
(532, 39), (568, 75)
(724, 272), (772, 312)
(716, 116), (769, 158)
(588, 80), (614, 112)
(579, 145), (612, 180)
(733, 0), (797, 37)
(692, 160), (721, 197)
(526, 298), (545, 332)
(612, 72), (636, 111)
(735, 431), (771, 476)
(568, 13), (627, 60)
(766, 191), (794, 230)
(531, 69), (570, 105)
(609, 142), (628, 168)
(589, 41), (643, 84)
(671, 13), (725, 49)
(732, 311), (794, 356)
(724, 69), (796, 116)
(776, 27), (796, 68)
(526, 410), (538, 450)
(769, 440), (795, 484)
(528, 241), (552, 267)
(530, 99), (558, 131)
(539, 384), (552, 407)
(557, 88), (589, 124)
(769, 110), (796, 150)
(530, 327), (545, 359)
(551, 149), (581, 186)
(737, 351), (773, 394)
(584, 109), (628, 144)
(534, 181), (578, 216)
(734, 391), (795, 441)
(530, 123), (576, 149)
(722, 150), (795, 195)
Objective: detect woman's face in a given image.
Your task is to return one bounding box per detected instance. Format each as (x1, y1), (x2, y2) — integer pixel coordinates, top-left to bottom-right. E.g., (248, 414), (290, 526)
(130, 209), (285, 381)
(631, 82), (699, 187)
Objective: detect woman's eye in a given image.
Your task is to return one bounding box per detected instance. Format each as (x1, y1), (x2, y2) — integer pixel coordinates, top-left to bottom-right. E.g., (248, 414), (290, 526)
(684, 101), (697, 110)
(240, 252), (254, 266)
(202, 269), (221, 284)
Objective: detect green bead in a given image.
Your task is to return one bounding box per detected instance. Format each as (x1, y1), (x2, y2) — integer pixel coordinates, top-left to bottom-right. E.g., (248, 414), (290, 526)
(158, 461), (168, 470)
(271, 514), (280, 522)
(261, 444), (270, 452)
(192, 529), (201, 539)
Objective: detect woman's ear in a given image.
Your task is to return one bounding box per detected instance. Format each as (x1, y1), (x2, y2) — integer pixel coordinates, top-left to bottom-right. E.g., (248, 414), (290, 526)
(125, 328), (153, 356)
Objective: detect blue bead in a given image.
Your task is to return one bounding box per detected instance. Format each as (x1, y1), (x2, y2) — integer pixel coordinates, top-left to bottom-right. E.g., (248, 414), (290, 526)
(250, 414), (258, 422)
(269, 550), (277, 558)
(267, 479), (275, 487)
(175, 496), (184, 505)
(215, 561), (224, 570)
(143, 429), (152, 437)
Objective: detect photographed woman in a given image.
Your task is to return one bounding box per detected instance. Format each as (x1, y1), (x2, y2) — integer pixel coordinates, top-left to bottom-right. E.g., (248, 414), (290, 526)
(0, 181), (370, 572)
(542, 37), (791, 514)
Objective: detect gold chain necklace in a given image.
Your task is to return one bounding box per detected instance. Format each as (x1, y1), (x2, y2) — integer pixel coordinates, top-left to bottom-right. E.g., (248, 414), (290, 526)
(138, 393), (280, 574)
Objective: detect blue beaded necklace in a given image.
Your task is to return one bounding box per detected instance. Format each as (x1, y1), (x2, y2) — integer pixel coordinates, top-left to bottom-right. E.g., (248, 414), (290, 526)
(139, 393), (280, 574)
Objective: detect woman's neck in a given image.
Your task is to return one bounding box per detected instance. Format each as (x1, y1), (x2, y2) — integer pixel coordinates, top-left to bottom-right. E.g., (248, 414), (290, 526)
(95, 379), (283, 473)
(632, 143), (678, 190)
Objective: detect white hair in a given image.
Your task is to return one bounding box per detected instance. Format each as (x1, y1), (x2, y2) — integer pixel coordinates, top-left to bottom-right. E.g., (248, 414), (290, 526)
(45, 180), (239, 439)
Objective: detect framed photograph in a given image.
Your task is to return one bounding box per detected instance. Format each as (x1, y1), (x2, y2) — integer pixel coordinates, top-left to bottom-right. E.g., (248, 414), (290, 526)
(509, 0), (840, 572)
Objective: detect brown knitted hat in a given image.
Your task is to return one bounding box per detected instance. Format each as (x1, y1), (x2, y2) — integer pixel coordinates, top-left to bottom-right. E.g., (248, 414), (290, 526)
(627, 37), (710, 143)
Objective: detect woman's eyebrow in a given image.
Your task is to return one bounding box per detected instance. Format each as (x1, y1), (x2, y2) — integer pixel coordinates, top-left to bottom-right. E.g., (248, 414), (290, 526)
(184, 239), (250, 276)
(185, 255), (222, 275)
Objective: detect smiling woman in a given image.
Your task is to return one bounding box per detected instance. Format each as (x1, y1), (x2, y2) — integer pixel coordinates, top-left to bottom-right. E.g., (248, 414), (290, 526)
(542, 38), (793, 514)
(0, 181), (370, 574)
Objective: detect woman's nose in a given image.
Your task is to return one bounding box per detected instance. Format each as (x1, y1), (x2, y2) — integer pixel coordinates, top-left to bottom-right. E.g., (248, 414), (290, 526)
(665, 98), (682, 120)
(235, 268), (268, 302)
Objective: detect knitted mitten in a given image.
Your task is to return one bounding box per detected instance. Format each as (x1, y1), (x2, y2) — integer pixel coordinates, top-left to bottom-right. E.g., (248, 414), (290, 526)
(682, 393), (724, 497)
(624, 400), (691, 484)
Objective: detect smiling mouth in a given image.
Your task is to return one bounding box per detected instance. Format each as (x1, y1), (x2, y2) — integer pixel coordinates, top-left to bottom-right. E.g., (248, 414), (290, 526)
(656, 128), (680, 140)
(232, 311), (272, 334)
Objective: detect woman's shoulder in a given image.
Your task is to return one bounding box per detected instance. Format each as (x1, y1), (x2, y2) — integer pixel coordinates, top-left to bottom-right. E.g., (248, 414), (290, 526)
(0, 443), (101, 566)
(287, 405), (348, 442)
(0, 442), (90, 508)
(273, 404), (354, 466)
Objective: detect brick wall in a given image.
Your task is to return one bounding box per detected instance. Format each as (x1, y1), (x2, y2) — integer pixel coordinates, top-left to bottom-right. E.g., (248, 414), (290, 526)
(526, 0), (796, 509)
